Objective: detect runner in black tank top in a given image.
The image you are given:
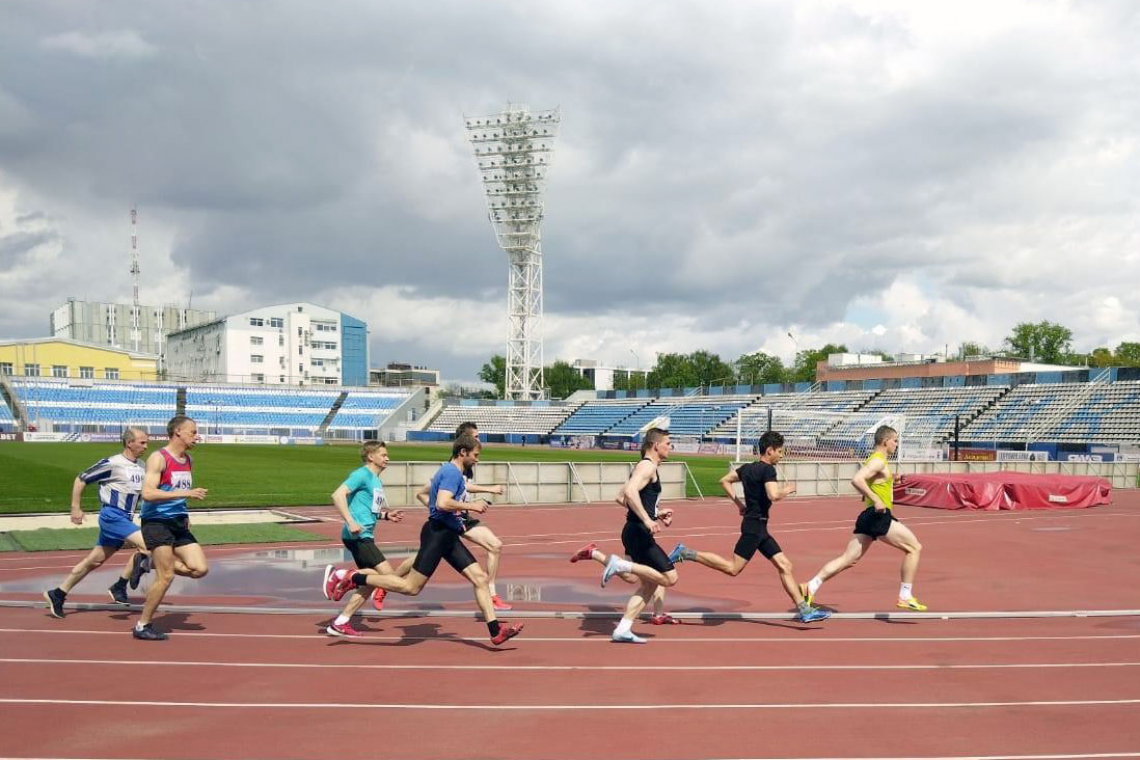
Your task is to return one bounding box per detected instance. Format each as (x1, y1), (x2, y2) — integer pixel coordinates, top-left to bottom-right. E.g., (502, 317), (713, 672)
(569, 428), (682, 644)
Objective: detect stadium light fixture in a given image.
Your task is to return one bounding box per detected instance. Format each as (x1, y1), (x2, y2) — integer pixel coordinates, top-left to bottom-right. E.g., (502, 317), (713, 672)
(465, 102), (561, 400)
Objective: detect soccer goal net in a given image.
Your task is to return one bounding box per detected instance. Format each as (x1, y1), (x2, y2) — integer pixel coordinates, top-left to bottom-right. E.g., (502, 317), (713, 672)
(732, 406), (947, 462)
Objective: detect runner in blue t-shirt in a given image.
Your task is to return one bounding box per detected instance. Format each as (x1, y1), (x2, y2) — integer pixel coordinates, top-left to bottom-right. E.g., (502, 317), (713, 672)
(327, 435), (523, 646)
(321, 440), (405, 637)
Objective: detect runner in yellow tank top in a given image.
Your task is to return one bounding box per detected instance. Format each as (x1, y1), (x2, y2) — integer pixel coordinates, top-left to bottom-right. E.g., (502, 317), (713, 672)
(799, 425), (928, 612)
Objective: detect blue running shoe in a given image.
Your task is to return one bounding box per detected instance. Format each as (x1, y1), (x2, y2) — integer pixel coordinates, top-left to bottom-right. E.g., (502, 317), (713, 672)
(798, 606), (832, 624)
(668, 543), (688, 564)
(601, 555), (622, 587)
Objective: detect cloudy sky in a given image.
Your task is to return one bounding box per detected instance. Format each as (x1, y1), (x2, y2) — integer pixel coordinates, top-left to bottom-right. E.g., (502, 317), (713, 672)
(1, 1), (1138, 380)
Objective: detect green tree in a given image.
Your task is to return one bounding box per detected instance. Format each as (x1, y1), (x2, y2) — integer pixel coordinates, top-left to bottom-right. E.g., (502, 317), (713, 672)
(544, 360), (593, 399)
(1003, 322), (1073, 364)
(1088, 347), (1115, 367)
(478, 355), (506, 398)
(733, 351), (786, 385)
(959, 341), (989, 359)
(647, 351), (735, 389)
(1115, 342), (1140, 367)
(787, 343), (848, 383)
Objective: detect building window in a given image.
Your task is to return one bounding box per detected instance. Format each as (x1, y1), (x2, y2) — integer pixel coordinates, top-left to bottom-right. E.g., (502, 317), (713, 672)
(52, 365), (68, 378)
(297, 327), (303, 338)
(0, 362), (12, 376)
(278, 334), (284, 346)
(25, 364), (40, 377)
(79, 366), (95, 379)
(249, 317), (264, 327)
(279, 375), (285, 383)
(104, 368), (120, 380)
(252, 373), (265, 383)
(250, 336), (263, 345)
(311, 359), (324, 367)
(269, 317), (283, 328)
(298, 346), (303, 355)
(251, 355), (264, 364)
(299, 363), (304, 373)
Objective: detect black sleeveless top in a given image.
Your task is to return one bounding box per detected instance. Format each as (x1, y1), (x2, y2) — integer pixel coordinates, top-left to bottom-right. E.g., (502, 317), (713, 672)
(626, 457), (661, 523)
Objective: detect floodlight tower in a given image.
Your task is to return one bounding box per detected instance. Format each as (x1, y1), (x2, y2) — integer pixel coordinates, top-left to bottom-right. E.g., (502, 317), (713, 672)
(465, 103), (560, 400)
(129, 207), (141, 353)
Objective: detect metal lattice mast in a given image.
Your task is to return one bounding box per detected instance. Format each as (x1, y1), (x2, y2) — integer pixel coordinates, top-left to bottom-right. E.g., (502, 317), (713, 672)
(129, 206), (142, 353)
(465, 103), (560, 400)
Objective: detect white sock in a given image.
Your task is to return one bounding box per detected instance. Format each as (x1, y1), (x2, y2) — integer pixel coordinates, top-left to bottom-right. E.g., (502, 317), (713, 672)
(134, 622), (147, 631)
(611, 556), (634, 573)
(488, 583), (498, 597)
(807, 577), (823, 595)
(899, 583), (913, 601)
(614, 618), (633, 636)
(334, 614), (351, 626)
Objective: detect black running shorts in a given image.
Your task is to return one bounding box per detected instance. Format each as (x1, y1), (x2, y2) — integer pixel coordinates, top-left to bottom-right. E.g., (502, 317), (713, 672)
(343, 537), (387, 569)
(734, 517), (782, 560)
(411, 519), (477, 578)
(854, 506), (897, 539)
(141, 516), (198, 550)
(621, 521), (674, 574)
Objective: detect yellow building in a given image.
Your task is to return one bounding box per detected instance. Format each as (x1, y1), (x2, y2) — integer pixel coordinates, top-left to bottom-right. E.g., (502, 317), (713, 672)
(0, 338), (160, 381)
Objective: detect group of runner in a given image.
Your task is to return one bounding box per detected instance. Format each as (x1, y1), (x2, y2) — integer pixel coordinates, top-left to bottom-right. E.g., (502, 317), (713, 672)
(42, 416), (925, 646)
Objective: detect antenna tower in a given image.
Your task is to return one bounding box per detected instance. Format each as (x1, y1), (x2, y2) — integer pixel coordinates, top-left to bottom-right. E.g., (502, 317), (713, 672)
(465, 103), (560, 400)
(129, 207), (141, 353)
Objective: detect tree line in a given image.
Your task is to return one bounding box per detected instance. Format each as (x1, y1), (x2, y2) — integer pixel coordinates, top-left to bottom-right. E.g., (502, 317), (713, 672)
(475, 321), (1140, 399)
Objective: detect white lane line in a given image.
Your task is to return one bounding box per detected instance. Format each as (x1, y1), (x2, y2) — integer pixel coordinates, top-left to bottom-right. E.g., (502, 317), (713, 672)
(1, 697), (1139, 710)
(1, 627), (1139, 643)
(3, 657), (1139, 672)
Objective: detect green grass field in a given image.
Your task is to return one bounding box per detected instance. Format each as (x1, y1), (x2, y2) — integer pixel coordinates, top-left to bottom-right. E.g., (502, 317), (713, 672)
(0, 442), (734, 513)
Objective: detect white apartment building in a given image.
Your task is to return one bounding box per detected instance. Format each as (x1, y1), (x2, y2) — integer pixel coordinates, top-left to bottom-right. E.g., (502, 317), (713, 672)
(164, 302), (369, 386)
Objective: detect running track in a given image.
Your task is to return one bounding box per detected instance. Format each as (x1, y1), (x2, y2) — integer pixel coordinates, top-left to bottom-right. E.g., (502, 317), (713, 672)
(2, 494), (1139, 759)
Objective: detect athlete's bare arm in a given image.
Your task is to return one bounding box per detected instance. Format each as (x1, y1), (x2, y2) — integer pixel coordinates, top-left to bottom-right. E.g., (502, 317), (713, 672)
(851, 457), (886, 510)
(622, 460), (659, 533)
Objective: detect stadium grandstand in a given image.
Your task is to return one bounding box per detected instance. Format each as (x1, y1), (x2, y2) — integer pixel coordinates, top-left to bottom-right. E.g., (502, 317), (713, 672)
(404, 367), (1140, 462)
(0, 376), (419, 441)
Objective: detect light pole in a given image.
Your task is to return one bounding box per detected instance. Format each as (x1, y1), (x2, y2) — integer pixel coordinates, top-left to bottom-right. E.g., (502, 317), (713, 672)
(787, 332), (801, 383)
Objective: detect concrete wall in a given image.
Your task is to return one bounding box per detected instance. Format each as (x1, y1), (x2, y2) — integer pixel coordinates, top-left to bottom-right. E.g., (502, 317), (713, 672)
(375, 461), (689, 506)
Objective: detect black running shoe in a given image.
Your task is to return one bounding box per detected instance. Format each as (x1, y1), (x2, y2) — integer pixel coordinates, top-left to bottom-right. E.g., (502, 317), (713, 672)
(108, 581), (131, 606)
(132, 624), (168, 641)
(43, 588), (66, 619)
(129, 554), (150, 590)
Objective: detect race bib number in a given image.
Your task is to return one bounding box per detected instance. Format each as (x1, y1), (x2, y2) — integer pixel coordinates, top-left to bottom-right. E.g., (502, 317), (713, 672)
(170, 471), (192, 490)
(371, 487), (387, 515)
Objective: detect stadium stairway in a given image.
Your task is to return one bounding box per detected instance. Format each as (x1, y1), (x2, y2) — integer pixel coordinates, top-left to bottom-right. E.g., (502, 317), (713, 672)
(175, 386), (187, 417)
(0, 375), (27, 429)
(317, 391), (349, 436)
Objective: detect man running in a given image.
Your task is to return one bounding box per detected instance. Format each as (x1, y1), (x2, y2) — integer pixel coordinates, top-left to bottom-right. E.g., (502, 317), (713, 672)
(328, 435), (523, 646)
(801, 425), (927, 611)
(570, 488), (679, 625)
(667, 430), (831, 623)
(570, 427), (679, 644)
(133, 415), (209, 641)
(387, 421), (512, 611)
(321, 440), (404, 637)
(43, 427), (152, 618)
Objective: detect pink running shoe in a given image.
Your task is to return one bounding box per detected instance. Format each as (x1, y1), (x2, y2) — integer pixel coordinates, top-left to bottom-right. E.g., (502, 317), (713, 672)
(491, 594), (512, 611)
(570, 542), (597, 563)
(330, 571), (357, 602)
(650, 614), (681, 625)
(491, 622), (524, 646)
(372, 587), (387, 611)
(326, 620), (364, 638)
(321, 565), (339, 600)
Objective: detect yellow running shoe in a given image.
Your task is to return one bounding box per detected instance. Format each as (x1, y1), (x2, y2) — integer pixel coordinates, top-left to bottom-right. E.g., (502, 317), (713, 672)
(896, 597), (928, 612)
(799, 583), (815, 606)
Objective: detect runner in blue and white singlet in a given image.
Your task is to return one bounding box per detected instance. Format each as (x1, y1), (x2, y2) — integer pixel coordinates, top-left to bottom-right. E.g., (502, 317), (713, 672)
(43, 427), (152, 618)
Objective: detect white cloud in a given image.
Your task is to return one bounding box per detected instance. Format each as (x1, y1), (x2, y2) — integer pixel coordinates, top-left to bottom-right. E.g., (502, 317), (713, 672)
(40, 30), (158, 60)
